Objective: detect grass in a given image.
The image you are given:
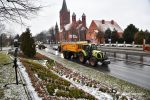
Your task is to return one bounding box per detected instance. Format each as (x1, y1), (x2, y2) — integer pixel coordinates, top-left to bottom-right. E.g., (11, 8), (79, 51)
(0, 52), (11, 64)
(0, 52), (12, 99)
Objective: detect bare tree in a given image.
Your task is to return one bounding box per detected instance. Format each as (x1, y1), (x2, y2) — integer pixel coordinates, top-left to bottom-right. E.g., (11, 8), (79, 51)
(0, 0), (41, 24)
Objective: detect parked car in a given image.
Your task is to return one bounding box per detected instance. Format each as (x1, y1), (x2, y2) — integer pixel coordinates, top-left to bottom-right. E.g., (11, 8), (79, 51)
(52, 45), (59, 50)
(38, 44), (47, 49)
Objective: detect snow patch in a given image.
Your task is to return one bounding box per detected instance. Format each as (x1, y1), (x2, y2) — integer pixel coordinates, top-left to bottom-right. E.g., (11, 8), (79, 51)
(62, 75), (113, 100)
(17, 61), (42, 100)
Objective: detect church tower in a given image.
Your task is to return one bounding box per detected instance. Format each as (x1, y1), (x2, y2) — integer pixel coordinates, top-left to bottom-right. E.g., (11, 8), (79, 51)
(60, 0), (70, 29)
(82, 13), (86, 27)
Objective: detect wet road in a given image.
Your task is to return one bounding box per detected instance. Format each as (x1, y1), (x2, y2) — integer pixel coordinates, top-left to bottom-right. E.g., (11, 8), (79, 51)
(102, 59), (150, 89)
(44, 46), (150, 89)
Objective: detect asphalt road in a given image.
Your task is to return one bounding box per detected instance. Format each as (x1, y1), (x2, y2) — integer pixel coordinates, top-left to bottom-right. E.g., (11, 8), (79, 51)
(103, 59), (150, 89)
(44, 46), (150, 90)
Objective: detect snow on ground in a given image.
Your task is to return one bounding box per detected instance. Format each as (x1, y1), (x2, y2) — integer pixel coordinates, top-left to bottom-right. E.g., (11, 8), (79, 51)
(47, 64), (113, 100)
(0, 55), (28, 100)
(62, 75), (113, 100)
(17, 60), (42, 100)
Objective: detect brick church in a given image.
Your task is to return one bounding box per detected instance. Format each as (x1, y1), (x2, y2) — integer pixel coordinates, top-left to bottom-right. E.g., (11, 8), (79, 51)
(55, 0), (123, 43)
(57, 0), (87, 42)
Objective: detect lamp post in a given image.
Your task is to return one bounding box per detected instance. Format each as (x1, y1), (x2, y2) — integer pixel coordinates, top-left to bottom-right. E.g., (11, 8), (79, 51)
(111, 88), (117, 100)
(0, 33), (3, 51)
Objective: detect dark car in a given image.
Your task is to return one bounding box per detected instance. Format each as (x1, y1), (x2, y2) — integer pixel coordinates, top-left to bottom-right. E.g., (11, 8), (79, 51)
(38, 44), (47, 49)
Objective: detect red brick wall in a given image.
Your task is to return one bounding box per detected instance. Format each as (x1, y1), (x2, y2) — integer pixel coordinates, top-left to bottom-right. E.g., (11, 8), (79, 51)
(60, 11), (70, 29)
(86, 21), (97, 41)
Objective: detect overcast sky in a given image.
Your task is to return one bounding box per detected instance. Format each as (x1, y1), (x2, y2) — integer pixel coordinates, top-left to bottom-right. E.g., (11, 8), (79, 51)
(6, 0), (150, 36)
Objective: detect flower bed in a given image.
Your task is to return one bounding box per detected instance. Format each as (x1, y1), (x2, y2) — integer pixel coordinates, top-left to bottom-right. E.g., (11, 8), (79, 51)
(46, 58), (150, 100)
(18, 52), (48, 60)
(20, 58), (95, 100)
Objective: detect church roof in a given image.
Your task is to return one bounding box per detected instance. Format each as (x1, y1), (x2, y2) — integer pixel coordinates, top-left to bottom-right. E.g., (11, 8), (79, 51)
(64, 22), (87, 31)
(72, 12), (76, 16)
(60, 0), (68, 12)
(82, 13), (86, 16)
(64, 23), (72, 31)
(93, 20), (123, 33)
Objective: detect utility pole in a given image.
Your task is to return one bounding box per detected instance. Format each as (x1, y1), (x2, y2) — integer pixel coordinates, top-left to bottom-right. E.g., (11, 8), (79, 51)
(13, 47), (19, 85)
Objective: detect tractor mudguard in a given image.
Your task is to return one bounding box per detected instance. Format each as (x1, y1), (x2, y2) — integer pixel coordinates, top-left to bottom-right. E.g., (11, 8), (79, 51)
(81, 50), (87, 57)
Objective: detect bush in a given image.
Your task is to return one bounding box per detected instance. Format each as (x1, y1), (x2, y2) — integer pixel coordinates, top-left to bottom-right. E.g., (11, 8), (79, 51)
(99, 87), (107, 93)
(69, 88), (85, 98)
(121, 95), (128, 100)
(47, 59), (55, 67)
(20, 28), (36, 57)
(46, 84), (55, 96)
(0, 88), (4, 99)
(56, 90), (69, 97)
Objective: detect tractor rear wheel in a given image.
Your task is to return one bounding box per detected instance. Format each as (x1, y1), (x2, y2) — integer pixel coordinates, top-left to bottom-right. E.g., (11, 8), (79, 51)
(89, 57), (97, 67)
(63, 51), (71, 59)
(79, 52), (87, 63)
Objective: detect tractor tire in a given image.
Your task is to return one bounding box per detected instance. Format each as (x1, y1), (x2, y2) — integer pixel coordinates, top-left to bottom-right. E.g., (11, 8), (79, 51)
(63, 51), (71, 59)
(89, 57), (97, 67)
(79, 52), (87, 63)
(63, 51), (67, 59)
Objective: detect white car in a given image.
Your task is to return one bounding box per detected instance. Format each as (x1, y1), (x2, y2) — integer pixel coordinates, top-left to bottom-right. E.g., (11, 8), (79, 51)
(53, 45), (59, 50)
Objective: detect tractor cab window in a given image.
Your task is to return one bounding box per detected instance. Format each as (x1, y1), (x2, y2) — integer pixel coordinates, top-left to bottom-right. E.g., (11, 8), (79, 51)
(91, 44), (97, 50)
(82, 45), (89, 50)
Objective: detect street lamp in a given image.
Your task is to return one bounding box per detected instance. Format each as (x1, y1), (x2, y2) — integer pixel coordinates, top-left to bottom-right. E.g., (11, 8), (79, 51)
(0, 33), (3, 51)
(111, 88), (117, 100)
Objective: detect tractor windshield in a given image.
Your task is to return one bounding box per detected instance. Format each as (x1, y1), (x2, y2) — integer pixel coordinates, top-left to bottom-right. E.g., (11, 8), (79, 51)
(91, 44), (97, 50)
(82, 44), (97, 51)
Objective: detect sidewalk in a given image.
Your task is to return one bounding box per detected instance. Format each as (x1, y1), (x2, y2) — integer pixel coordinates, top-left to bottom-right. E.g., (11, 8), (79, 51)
(0, 52), (28, 100)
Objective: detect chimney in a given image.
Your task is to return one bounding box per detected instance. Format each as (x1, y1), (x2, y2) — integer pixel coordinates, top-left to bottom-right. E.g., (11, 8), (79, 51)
(102, 20), (105, 24)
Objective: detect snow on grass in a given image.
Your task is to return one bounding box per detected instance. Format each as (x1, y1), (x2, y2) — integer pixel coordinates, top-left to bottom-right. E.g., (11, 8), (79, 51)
(17, 60), (42, 100)
(50, 69), (113, 100)
(66, 77), (113, 100)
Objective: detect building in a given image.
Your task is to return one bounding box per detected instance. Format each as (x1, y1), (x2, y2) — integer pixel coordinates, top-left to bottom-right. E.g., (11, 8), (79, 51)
(60, 0), (70, 29)
(61, 13), (87, 41)
(86, 20), (123, 44)
(58, 0), (87, 42)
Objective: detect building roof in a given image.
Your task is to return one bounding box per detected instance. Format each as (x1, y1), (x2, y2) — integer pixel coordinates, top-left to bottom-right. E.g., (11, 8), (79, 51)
(82, 13), (86, 17)
(72, 12), (76, 16)
(64, 23), (72, 31)
(60, 0), (68, 12)
(93, 20), (123, 33)
(64, 22), (86, 31)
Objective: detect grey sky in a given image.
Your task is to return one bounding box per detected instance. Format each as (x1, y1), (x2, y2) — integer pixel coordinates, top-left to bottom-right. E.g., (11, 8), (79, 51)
(6, 0), (150, 36)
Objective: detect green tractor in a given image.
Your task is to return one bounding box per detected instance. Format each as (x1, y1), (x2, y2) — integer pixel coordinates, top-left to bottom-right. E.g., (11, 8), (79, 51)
(79, 44), (110, 66)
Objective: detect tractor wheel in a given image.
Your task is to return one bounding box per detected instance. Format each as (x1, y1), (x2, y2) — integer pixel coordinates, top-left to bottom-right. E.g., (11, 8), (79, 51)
(89, 57), (97, 67)
(63, 51), (67, 59)
(79, 52), (87, 63)
(63, 51), (71, 59)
